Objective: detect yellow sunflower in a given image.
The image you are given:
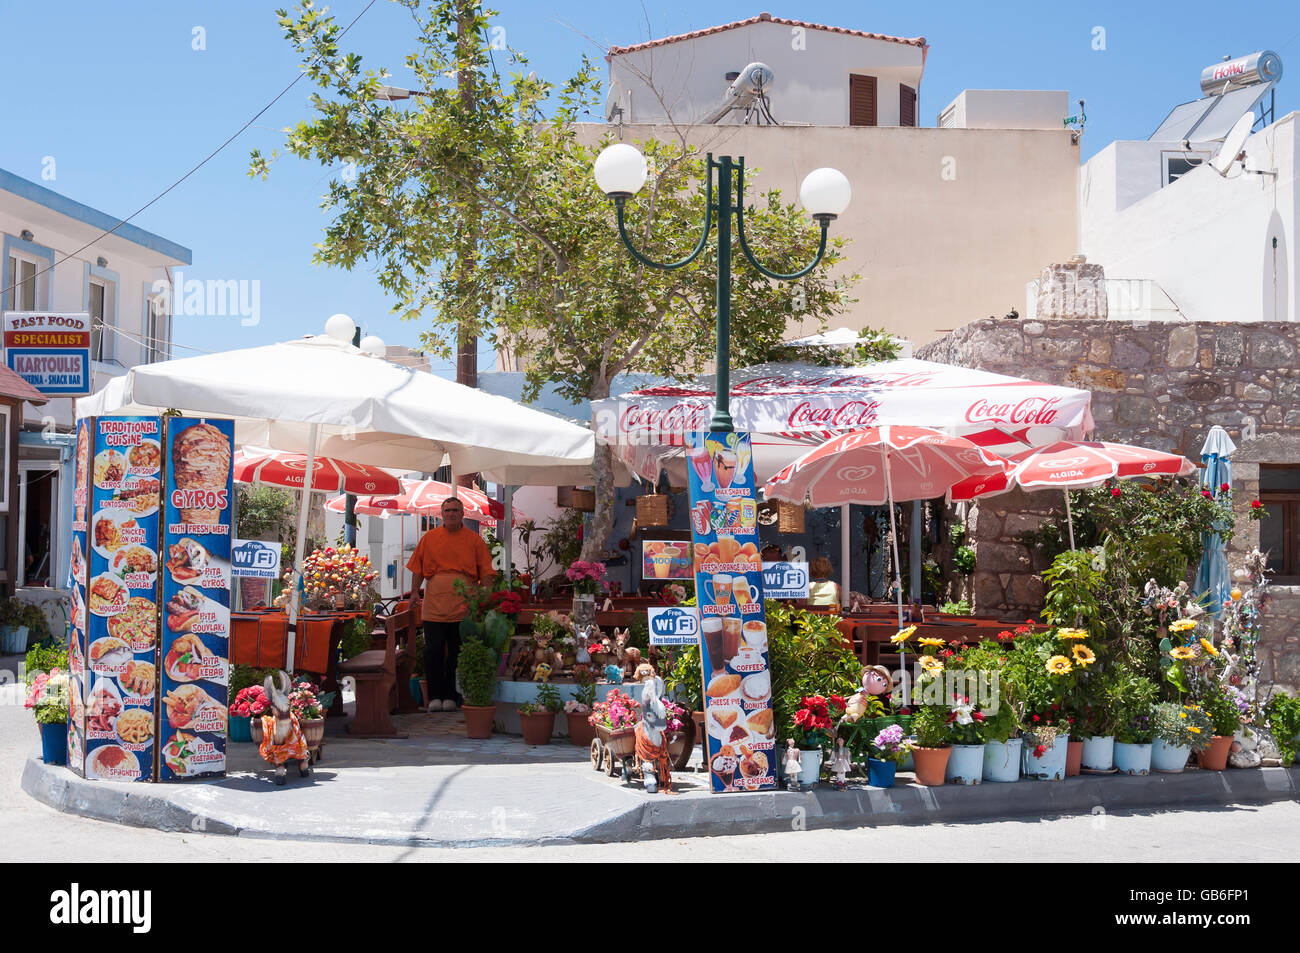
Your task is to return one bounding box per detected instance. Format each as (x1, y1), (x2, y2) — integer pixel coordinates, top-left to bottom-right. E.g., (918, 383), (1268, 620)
(1056, 627), (1089, 640)
(919, 656), (944, 676)
(1188, 726), (1202, 734)
(1071, 644), (1096, 667)
(891, 626), (917, 645)
(1046, 655), (1073, 675)
(1178, 711), (1187, 719)
(1199, 638), (1219, 658)
(918, 637), (945, 648)
(1168, 619), (1198, 633)
(1169, 646), (1196, 660)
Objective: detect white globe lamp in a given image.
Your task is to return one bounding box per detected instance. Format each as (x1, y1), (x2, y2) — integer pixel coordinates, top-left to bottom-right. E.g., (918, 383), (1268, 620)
(324, 313), (357, 343)
(594, 144), (648, 199)
(799, 168), (852, 223)
(359, 334), (387, 357)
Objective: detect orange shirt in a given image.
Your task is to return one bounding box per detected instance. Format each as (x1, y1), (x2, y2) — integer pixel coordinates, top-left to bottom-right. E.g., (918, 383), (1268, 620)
(406, 526), (495, 622)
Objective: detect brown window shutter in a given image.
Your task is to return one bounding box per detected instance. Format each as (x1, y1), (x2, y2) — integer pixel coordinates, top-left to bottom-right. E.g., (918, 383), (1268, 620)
(900, 84), (917, 127)
(849, 74), (877, 126)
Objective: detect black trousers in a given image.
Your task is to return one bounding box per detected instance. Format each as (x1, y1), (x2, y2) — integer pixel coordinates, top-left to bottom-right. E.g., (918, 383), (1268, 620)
(423, 620), (462, 704)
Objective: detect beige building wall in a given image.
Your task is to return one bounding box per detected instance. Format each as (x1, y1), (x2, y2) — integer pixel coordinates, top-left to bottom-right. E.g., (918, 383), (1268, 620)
(575, 122), (1080, 348)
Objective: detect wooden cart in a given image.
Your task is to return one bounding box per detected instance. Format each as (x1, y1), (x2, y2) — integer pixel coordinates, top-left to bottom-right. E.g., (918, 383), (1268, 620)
(590, 724), (639, 782)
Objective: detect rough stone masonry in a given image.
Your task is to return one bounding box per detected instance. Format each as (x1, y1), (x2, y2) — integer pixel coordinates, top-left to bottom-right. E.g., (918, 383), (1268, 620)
(917, 317), (1300, 693)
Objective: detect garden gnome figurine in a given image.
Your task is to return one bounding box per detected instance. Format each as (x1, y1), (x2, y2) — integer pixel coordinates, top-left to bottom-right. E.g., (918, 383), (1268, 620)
(635, 674), (672, 793)
(831, 737), (852, 789)
(783, 738), (803, 792)
(862, 665), (892, 696)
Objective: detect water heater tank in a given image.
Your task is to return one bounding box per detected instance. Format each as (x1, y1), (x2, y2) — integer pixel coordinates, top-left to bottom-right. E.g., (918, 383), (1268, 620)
(1200, 51), (1282, 95)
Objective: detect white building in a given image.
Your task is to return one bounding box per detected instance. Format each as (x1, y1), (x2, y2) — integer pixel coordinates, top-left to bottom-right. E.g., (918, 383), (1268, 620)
(1078, 53), (1294, 323)
(0, 167), (189, 611)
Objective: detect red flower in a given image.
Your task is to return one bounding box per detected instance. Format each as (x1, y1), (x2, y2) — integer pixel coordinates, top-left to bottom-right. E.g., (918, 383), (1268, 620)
(997, 630), (1013, 641)
(1202, 490), (1212, 498)
(1251, 500), (1263, 509)
(940, 649), (954, 658)
(1032, 714), (1041, 722)
(1033, 745), (1046, 758)
(972, 711), (985, 722)
(1111, 488), (1121, 497)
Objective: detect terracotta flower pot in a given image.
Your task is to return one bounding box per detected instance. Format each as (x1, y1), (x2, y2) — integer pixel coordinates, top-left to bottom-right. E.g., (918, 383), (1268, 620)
(462, 704), (496, 739)
(912, 746), (952, 786)
(567, 711), (596, 747)
(1065, 739), (1083, 777)
(1199, 734), (1234, 771)
(520, 710), (556, 746)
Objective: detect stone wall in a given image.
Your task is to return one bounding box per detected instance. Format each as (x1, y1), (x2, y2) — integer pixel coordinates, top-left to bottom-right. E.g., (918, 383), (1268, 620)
(918, 318), (1300, 692)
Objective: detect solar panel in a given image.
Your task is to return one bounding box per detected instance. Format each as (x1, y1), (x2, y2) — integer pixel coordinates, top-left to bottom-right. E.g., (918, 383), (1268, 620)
(1150, 98), (1216, 141)
(1185, 84), (1272, 142)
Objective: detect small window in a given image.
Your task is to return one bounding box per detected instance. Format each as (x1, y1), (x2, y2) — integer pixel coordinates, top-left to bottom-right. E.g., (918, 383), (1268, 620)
(144, 294), (169, 363)
(849, 74), (877, 127)
(5, 254), (41, 311)
(900, 84), (917, 127)
(1163, 152), (1209, 187)
(1259, 465), (1300, 582)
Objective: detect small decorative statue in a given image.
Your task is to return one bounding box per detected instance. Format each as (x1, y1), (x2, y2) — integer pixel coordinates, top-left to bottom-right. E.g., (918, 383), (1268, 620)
(862, 665), (893, 697)
(633, 661), (657, 682)
(533, 662), (553, 683)
(258, 670), (311, 786)
(1229, 726), (1263, 769)
(530, 632), (558, 681)
(831, 737), (852, 789)
(572, 625), (594, 681)
(635, 673), (673, 793)
(604, 663), (624, 684)
(622, 646), (643, 681)
(611, 627), (630, 667)
(783, 738), (803, 792)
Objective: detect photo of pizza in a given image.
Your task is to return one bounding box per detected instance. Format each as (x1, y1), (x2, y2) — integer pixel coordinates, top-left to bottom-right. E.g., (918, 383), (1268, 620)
(107, 596), (157, 651)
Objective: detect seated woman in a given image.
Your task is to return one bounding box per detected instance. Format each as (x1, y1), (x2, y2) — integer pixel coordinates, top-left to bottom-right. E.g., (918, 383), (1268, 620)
(804, 556), (841, 608)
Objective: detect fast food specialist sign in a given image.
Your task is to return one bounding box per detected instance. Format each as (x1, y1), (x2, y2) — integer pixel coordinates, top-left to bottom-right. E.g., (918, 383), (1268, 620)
(3, 311), (91, 395)
(685, 431), (777, 794)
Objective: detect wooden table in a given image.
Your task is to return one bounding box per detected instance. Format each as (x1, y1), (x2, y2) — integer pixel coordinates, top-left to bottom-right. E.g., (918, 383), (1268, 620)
(838, 616), (1048, 664)
(230, 609), (364, 716)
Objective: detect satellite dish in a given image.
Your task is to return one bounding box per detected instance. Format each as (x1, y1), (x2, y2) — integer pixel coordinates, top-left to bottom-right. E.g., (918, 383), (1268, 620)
(1209, 112), (1255, 175)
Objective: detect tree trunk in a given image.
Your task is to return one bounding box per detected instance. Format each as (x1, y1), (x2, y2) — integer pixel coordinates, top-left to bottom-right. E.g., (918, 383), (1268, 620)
(582, 378), (615, 563)
(455, 0), (479, 490)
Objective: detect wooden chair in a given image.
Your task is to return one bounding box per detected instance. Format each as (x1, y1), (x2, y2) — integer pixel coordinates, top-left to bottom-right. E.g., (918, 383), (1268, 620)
(338, 607), (407, 738)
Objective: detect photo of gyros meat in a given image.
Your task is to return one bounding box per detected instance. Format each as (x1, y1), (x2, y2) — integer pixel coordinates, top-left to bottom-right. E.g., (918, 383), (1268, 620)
(171, 423), (231, 523)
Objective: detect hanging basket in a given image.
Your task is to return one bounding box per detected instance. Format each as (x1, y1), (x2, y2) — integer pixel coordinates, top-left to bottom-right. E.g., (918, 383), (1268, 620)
(777, 501), (806, 534)
(636, 493), (670, 527)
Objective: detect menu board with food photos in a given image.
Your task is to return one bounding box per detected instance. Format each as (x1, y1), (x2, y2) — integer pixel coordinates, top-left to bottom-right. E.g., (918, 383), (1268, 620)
(66, 418), (90, 775)
(684, 431), (777, 793)
(81, 416), (164, 782)
(157, 416), (234, 781)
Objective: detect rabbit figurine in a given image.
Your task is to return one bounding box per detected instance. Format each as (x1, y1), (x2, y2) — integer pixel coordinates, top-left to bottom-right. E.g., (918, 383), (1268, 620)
(259, 670), (311, 786)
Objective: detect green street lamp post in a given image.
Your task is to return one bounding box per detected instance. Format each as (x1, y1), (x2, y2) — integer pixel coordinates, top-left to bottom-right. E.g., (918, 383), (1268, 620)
(593, 144), (851, 432)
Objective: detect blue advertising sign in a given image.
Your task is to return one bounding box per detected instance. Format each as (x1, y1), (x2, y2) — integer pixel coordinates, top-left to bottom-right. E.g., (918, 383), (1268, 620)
(232, 538), (282, 579)
(647, 605), (700, 645)
(158, 417), (234, 782)
(685, 431), (777, 793)
(82, 416), (163, 782)
(3, 311), (92, 395)
(761, 561), (810, 600)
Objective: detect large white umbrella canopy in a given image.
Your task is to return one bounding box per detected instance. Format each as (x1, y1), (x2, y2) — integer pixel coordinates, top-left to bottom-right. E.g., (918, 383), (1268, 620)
(77, 335), (593, 481)
(78, 334), (594, 668)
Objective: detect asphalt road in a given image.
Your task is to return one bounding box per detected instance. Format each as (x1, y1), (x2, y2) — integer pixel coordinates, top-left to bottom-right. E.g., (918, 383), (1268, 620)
(4, 654), (1297, 862)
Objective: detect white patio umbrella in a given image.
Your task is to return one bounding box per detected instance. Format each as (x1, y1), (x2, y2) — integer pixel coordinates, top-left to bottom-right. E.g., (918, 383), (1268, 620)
(78, 334), (594, 668)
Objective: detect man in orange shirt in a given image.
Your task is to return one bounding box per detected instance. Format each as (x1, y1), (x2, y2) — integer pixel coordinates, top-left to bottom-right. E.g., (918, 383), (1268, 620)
(407, 497), (496, 711)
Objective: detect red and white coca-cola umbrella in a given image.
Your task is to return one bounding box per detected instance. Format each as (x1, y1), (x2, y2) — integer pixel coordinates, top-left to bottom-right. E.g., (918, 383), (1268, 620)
(947, 440), (1196, 549)
(323, 479), (513, 523)
(234, 447), (403, 495)
(765, 426), (1008, 630)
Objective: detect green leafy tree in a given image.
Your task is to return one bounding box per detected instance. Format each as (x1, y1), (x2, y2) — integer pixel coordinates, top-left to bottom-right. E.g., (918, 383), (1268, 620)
(252, 0), (856, 558)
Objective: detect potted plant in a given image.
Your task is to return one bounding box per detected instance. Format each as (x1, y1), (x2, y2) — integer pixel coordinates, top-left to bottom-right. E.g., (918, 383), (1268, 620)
(1198, 680), (1243, 770)
(457, 637), (499, 738)
(943, 695), (987, 785)
(910, 704), (952, 786)
(949, 639), (1022, 782)
(1151, 701), (1212, 772)
(291, 544), (380, 612)
(790, 694), (843, 788)
(1264, 691), (1300, 766)
(565, 672), (597, 747)
(565, 559), (607, 625)
(1003, 629), (1079, 780)
(289, 679), (335, 761)
(26, 667), (69, 764)
(588, 688), (640, 762)
(1109, 667), (1159, 775)
(868, 722), (911, 788)
(519, 682), (561, 745)
(231, 684), (275, 744)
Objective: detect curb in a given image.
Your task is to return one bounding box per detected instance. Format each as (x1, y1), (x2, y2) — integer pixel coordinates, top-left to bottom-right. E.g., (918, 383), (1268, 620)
(22, 756), (1300, 847)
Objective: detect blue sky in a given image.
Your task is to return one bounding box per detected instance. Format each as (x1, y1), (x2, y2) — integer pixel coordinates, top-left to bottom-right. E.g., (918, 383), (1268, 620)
(3, 0), (1298, 372)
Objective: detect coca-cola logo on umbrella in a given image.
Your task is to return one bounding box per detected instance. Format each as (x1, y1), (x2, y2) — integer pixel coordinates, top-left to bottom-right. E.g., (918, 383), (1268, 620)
(965, 397), (1062, 425)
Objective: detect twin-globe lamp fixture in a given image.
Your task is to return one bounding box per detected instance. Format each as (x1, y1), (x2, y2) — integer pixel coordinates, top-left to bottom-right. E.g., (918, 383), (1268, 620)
(324, 312), (386, 357)
(593, 143), (850, 431)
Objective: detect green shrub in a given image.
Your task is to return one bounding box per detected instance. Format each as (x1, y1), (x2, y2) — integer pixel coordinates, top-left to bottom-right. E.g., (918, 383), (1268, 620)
(766, 601), (861, 745)
(25, 642), (67, 681)
(457, 637), (497, 707)
(1151, 701), (1212, 751)
(1264, 692), (1300, 766)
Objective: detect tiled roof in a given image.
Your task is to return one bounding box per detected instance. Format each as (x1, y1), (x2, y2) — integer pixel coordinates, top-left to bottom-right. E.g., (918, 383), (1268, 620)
(607, 12), (927, 56)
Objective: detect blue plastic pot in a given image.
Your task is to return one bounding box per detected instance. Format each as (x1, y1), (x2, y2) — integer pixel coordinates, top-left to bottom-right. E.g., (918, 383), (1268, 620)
(1151, 739), (1190, 773)
(1081, 735), (1115, 771)
(40, 721), (67, 765)
(229, 715), (253, 743)
(1022, 732), (1069, 780)
(982, 737), (1023, 782)
(1114, 742), (1151, 776)
(867, 757), (896, 788)
(944, 743), (985, 785)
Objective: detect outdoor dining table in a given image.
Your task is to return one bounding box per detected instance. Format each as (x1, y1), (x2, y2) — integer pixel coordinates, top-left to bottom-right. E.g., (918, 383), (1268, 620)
(231, 608), (365, 716)
(838, 615), (1050, 664)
